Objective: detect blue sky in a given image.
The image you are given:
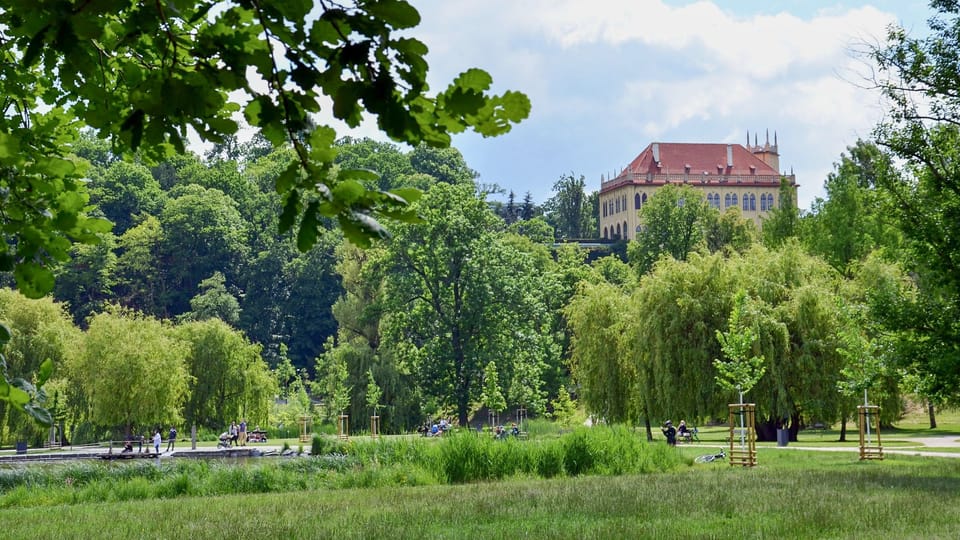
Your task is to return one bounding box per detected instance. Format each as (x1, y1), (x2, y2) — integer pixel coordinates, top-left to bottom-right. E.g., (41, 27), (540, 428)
(335, 1), (938, 210)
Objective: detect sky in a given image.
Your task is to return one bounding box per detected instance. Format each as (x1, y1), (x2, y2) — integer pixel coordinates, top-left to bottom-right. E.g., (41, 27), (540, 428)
(328, 1), (937, 210)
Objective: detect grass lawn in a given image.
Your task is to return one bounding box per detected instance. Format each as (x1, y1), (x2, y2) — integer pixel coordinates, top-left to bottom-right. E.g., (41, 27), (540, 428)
(2, 442), (960, 538)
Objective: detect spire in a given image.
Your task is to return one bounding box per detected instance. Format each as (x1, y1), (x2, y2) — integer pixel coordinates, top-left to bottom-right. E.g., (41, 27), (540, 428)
(774, 131), (778, 147)
(746, 130), (750, 147)
(765, 129), (770, 144)
(754, 133), (758, 146)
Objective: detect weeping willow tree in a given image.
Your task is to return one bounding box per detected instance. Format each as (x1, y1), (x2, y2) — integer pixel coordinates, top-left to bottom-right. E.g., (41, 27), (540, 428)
(728, 241), (847, 441)
(564, 281), (638, 425)
(626, 252), (732, 431)
(568, 238), (877, 442)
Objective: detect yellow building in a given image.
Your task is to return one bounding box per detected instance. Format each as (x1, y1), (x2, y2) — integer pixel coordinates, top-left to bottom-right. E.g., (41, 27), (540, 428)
(599, 132), (797, 240)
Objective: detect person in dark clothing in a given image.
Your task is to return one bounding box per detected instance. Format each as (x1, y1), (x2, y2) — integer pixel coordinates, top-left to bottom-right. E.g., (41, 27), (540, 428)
(167, 426), (177, 452)
(662, 420), (677, 446)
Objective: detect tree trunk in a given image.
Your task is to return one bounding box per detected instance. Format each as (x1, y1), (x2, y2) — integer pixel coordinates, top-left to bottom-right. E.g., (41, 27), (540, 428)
(644, 417), (653, 442)
(839, 414), (847, 442)
(788, 413), (801, 442)
(755, 417), (777, 442)
(928, 401), (937, 429)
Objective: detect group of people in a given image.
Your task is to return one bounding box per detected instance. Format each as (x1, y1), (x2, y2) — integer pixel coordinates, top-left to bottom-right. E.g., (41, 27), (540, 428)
(493, 423), (521, 440)
(220, 419), (248, 447)
(661, 420), (694, 446)
(122, 425), (177, 454)
(418, 418), (452, 437)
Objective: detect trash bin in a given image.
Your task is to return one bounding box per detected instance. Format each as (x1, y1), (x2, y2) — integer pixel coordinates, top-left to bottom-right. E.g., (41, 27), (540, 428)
(776, 429), (789, 447)
(15, 441), (27, 454)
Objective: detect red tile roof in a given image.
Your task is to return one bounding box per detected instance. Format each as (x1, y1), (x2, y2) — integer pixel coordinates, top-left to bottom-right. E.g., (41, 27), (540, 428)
(625, 142), (777, 177)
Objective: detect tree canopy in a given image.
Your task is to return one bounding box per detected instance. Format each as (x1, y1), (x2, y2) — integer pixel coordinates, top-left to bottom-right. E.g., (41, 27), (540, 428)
(0, 0), (530, 294)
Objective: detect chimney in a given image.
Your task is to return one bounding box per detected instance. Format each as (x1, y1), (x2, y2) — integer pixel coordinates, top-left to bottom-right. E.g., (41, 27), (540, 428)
(726, 144), (734, 168)
(652, 143), (660, 164)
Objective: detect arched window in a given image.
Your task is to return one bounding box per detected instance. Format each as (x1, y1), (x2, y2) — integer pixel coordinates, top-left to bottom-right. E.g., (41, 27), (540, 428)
(712, 193), (720, 209)
(603, 227), (608, 239)
(615, 222), (621, 238)
(732, 194), (738, 207)
(635, 193), (642, 209)
(622, 195), (627, 210)
(724, 193), (731, 208)
(623, 221), (628, 237)
(642, 193), (648, 204)
(750, 194), (756, 211)
(760, 194), (767, 211)
(742, 194), (748, 211)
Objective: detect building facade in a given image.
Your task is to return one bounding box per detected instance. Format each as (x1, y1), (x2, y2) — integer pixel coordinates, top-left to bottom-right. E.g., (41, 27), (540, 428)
(599, 132), (797, 240)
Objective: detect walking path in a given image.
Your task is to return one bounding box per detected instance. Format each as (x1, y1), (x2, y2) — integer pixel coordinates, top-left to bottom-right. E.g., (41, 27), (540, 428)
(775, 434), (960, 459)
(0, 442), (287, 462)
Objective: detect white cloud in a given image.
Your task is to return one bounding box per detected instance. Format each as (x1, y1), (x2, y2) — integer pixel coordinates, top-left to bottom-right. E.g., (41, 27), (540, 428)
(360, 2), (922, 207)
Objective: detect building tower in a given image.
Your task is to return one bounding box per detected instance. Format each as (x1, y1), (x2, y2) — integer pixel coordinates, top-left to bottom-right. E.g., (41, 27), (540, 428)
(747, 129), (780, 174)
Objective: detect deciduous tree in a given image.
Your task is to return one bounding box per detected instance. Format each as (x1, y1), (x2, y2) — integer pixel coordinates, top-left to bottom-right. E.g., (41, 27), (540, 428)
(0, 0), (529, 296)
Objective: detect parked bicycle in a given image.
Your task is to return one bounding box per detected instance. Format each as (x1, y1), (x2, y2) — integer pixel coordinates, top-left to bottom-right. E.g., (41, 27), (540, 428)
(694, 448), (726, 463)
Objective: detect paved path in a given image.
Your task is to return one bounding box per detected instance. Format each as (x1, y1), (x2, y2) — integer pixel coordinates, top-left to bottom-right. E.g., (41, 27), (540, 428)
(774, 434), (960, 459)
(0, 443), (286, 462)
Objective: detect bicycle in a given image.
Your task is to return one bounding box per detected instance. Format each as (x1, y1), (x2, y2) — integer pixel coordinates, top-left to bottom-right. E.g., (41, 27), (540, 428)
(694, 448), (726, 463)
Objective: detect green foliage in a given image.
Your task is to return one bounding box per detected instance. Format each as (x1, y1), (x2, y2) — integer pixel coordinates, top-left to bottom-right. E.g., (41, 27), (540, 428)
(549, 385), (579, 428)
(704, 207), (758, 255)
(365, 369), (382, 415)
(565, 282), (637, 423)
(381, 183), (556, 425)
(542, 173), (595, 240)
(760, 177), (800, 248)
(869, 6), (960, 405)
(627, 184), (711, 276)
(315, 341), (352, 421)
(176, 318), (275, 430)
(800, 141), (901, 276)
(180, 272), (241, 326)
(0, 0), (529, 301)
(481, 361), (507, 414)
(507, 216), (555, 244)
(834, 299), (889, 407)
(66, 308), (190, 433)
(713, 289), (766, 397)
(0, 290), (80, 436)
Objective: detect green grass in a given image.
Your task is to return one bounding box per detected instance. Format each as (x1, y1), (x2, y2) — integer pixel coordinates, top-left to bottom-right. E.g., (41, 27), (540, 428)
(1, 450), (958, 539)
(2, 418), (959, 538)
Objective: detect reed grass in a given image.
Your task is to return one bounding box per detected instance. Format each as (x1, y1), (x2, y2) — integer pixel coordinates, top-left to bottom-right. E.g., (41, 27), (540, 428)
(0, 427), (684, 509)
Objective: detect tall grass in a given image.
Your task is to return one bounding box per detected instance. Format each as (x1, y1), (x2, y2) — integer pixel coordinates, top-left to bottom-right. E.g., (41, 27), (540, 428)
(0, 427), (681, 509)
(3, 453), (960, 539)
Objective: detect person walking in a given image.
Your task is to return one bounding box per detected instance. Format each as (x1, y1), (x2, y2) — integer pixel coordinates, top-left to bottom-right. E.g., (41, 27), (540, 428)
(152, 429), (162, 454)
(166, 426), (177, 452)
(239, 419), (247, 446)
